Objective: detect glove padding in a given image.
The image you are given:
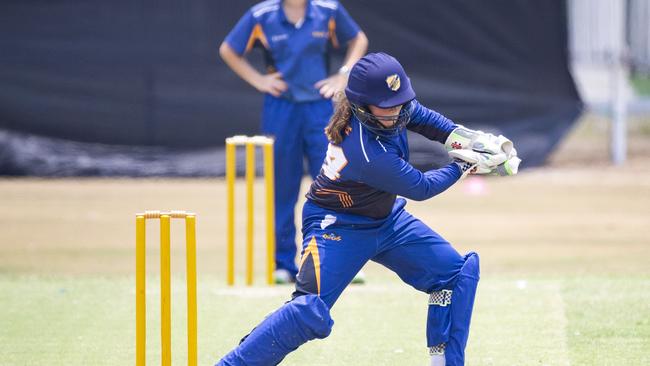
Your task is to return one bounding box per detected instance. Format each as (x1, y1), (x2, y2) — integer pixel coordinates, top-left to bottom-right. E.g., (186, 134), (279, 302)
(449, 149), (507, 175)
(450, 149), (520, 176)
(492, 156), (521, 176)
(446, 125), (520, 176)
(445, 126), (516, 159)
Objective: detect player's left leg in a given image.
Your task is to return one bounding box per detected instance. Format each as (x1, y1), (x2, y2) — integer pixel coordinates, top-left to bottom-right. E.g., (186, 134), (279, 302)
(372, 206), (479, 366)
(301, 99), (333, 179)
(216, 210), (376, 366)
(261, 95), (303, 279)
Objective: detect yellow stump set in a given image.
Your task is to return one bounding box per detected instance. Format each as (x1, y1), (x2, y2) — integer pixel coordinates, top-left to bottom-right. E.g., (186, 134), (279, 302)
(136, 210), (197, 366)
(226, 135), (276, 286)
(134, 136), (275, 363)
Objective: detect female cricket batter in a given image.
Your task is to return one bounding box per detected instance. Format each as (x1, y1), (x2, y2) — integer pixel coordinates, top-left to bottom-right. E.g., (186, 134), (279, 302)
(216, 53), (519, 366)
(220, 0), (368, 283)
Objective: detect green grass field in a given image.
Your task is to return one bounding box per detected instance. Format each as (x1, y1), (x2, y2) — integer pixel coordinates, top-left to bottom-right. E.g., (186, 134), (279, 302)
(2, 276), (648, 365)
(1, 116), (649, 365)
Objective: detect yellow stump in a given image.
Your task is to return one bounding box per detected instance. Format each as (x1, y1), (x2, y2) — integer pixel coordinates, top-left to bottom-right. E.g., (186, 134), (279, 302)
(226, 142), (236, 286)
(263, 142), (276, 286)
(135, 216), (146, 366)
(245, 142), (255, 286)
(186, 215), (197, 366)
(136, 210), (196, 366)
(160, 215), (172, 366)
(225, 135), (276, 286)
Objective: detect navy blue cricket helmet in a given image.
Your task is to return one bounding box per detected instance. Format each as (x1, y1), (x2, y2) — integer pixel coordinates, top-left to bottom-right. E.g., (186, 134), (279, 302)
(345, 52), (416, 135)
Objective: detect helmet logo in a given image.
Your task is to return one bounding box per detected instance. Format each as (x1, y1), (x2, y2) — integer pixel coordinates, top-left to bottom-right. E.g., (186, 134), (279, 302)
(386, 74), (401, 92)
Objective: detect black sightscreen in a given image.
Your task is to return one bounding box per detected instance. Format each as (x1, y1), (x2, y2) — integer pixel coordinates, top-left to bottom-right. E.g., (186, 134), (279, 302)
(0, 0), (581, 176)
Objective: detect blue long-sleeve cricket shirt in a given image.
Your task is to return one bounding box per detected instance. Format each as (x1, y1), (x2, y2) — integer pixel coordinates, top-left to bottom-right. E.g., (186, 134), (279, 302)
(306, 100), (462, 219)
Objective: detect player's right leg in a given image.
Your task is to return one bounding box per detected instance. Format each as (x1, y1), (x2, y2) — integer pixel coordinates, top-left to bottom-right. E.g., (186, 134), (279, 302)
(372, 204), (479, 366)
(261, 95), (303, 280)
(216, 294), (333, 366)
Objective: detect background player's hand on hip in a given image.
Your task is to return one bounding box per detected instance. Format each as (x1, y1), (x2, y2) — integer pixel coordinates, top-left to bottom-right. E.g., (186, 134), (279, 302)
(315, 73), (348, 99)
(255, 72), (288, 97)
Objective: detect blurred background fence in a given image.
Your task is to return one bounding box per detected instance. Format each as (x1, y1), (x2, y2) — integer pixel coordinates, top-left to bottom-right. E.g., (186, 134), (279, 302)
(567, 0), (650, 165)
(629, 0), (650, 74)
(3, 0), (648, 176)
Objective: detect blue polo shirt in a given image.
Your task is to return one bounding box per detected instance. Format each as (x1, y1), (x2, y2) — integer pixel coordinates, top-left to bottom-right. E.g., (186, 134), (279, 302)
(224, 0), (361, 102)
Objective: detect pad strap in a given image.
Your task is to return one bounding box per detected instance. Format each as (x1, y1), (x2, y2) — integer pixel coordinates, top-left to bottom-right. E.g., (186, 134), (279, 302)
(428, 289), (453, 307)
(429, 343), (446, 356)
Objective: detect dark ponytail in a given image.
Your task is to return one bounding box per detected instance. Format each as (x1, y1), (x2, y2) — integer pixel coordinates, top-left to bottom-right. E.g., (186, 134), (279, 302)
(325, 92), (352, 144)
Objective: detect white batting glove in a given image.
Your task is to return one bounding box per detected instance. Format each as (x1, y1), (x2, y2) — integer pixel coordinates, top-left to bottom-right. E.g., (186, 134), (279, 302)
(449, 149), (508, 177)
(449, 149), (521, 177)
(445, 125), (517, 159)
(453, 159), (477, 180)
(492, 156), (521, 176)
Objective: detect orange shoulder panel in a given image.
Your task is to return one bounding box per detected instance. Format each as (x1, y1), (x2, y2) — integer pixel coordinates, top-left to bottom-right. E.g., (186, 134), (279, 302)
(245, 23), (270, 53)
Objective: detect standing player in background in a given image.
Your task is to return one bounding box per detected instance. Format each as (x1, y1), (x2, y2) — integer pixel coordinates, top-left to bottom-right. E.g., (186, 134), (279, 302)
(220, 0), (368, 283)
(215, 53), (519, 366)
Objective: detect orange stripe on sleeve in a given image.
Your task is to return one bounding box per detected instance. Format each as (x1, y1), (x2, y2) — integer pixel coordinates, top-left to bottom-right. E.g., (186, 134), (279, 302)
(245, 24), (270, 53)
(328, 18), (339, 49)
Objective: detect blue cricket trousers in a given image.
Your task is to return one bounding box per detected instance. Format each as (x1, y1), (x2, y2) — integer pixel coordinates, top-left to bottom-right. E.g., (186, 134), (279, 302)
(261, 95), (333, 275)
(296, 198), (466, 306)
(216, 198), (479, 366)
(294, 198), (480, 365)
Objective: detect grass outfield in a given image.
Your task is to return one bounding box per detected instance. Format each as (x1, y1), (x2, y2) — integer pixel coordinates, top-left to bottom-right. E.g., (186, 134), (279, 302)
(1, 276), (648, 365)
(1, 116), (649, 365)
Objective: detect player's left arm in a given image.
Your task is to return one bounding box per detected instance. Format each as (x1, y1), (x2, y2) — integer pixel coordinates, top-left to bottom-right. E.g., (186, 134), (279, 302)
(315, 3), (368, 99)
(360, 152), (462, 201)
(406, 100), (520, 175)
(405, 100), (458, 143)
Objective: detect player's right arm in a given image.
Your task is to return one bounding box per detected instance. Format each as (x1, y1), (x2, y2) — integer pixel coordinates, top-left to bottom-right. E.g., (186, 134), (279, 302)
(360, 152), (462, 201)
(219, 43), (287, 96)
(219, 10), (287, 97)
